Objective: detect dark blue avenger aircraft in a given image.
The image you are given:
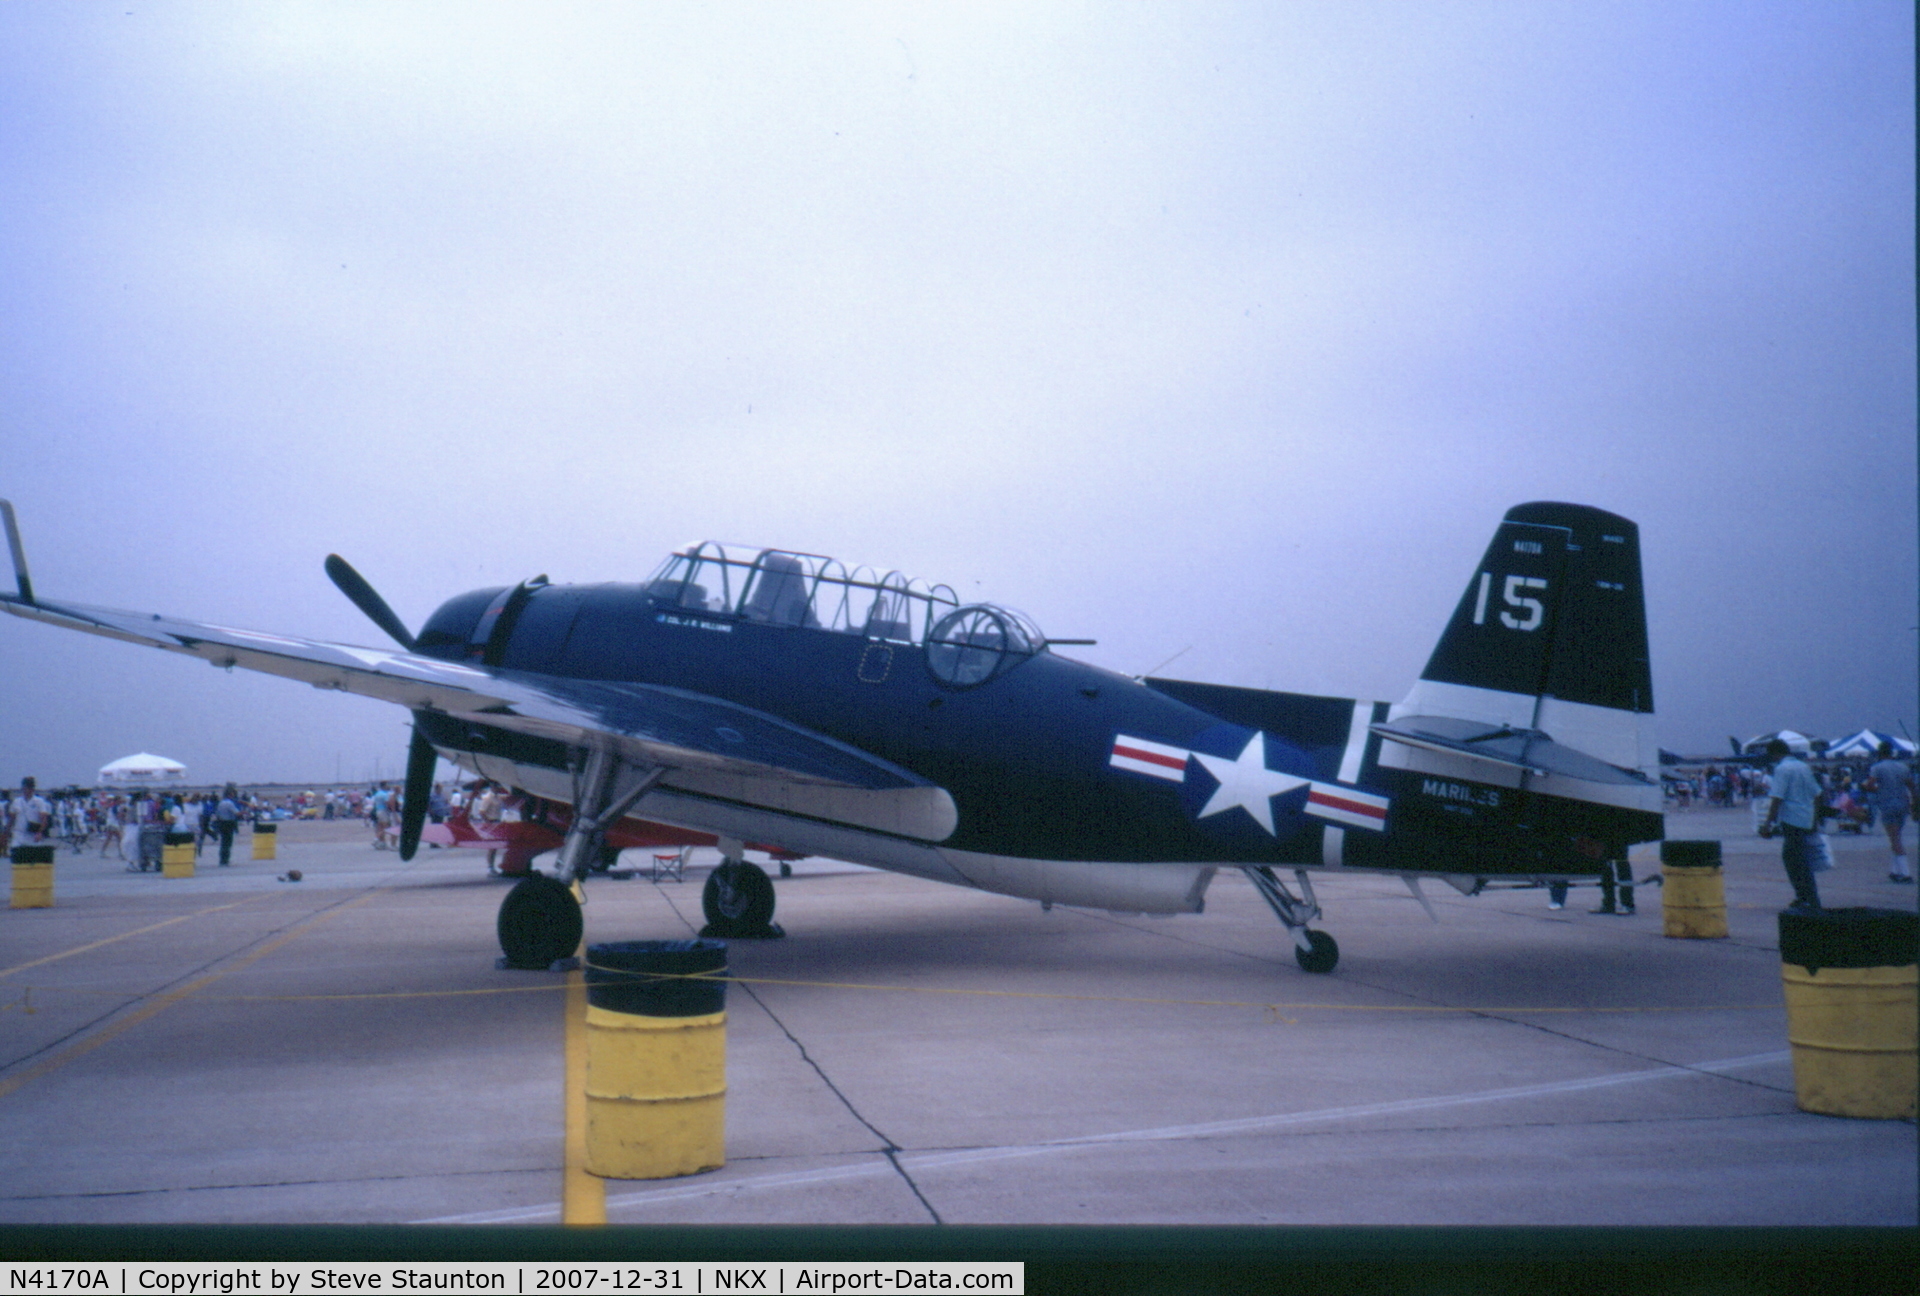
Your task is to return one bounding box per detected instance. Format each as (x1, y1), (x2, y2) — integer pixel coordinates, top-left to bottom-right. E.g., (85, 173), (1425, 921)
(1, 500), (1662, 973)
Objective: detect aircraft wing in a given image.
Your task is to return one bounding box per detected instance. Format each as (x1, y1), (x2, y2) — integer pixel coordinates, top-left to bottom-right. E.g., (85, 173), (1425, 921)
(0, 592), (957, 841)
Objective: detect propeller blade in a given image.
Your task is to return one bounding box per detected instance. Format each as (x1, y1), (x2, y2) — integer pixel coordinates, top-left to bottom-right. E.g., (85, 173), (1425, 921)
(398, 720), (437, 861)
(324, 554), (416, 651)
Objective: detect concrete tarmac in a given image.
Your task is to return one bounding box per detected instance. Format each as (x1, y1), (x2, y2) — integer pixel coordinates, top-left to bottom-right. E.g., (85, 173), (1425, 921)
(1, 810), (1913, 1227)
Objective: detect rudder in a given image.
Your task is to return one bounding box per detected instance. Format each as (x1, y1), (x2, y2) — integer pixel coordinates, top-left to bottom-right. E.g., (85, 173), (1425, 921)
(1418, 502), (1652, 721)
(1377, 502), (1661, 856)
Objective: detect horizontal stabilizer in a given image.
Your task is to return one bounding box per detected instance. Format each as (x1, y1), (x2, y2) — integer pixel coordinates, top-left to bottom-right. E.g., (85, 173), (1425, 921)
(1372, 716), (1653, 787)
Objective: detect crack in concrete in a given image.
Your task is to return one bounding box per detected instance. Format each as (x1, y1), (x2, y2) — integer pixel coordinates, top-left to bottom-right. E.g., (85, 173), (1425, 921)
(659, 882), (945, 1224)
(1075, 897), (1800, 1097)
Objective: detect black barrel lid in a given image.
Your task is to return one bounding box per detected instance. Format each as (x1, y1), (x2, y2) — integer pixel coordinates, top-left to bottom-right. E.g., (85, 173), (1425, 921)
(586, 939), (728, 1017)
(1660, 840), (1722, 869)
(1779, 907), (1919, 974)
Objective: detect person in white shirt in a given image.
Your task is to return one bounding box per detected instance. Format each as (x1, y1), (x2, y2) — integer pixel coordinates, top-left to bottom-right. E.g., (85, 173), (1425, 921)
(5, 777), (52, 854)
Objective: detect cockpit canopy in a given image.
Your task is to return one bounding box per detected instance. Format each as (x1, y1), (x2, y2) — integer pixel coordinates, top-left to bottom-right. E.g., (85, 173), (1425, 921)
(645, 542), (1046, 685)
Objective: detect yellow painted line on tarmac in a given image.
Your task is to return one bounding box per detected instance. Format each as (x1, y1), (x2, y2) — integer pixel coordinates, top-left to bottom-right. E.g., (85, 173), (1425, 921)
(0, 895), (271, 979)
(561, 945), (606, 1226)
(0, 888), (386, 1102)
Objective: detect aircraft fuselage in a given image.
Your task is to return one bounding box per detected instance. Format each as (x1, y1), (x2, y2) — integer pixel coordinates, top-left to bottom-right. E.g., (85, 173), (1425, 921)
(410, 575), (1655, 881)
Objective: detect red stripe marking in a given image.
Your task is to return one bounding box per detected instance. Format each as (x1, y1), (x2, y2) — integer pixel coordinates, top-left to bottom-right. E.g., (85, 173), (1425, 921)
(1309, 790), (1387, 820)
(1112, 743), (1188, 771)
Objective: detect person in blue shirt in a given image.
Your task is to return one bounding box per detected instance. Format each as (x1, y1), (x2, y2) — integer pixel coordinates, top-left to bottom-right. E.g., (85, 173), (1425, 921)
(212, 784), (244, 867)
(1760, 739), (1821, 911)
(1866, 741), (1915, 883)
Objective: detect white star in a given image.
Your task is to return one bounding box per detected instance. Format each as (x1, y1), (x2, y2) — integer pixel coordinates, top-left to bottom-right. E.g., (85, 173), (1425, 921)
(1191, 734), (1307, 835)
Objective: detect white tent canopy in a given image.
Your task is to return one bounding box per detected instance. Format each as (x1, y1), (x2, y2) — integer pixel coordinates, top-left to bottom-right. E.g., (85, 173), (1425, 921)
(97, 752), (188, 786)
(1741, 730), (1812, 756)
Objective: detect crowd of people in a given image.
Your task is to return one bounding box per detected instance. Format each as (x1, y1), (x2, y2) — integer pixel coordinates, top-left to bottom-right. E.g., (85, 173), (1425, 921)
(0, 778), (462, 861)
(0, 776), (513, 868)
(1757, 739), (1916, 903)
(1663, 765), (1767, 808)
(1666, 753), (1917, 839)
(0, 779), (269, 869)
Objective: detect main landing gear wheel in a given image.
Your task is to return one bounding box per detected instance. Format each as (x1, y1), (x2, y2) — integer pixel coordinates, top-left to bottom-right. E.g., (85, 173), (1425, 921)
(701, 859), (783, 939)
(1294, 929), (1339, 974)
(497, 873), (583, 969)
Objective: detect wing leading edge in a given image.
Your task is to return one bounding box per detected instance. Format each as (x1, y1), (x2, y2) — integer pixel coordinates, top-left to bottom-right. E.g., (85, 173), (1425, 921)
(0, 590), (957, 842)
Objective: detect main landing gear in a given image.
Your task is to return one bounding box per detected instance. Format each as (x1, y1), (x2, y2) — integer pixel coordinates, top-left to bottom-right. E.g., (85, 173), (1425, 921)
(498, 873), (583, 969)
(1242, 865), (1340, 974)
(495, 747), (664, 970)
(701, 839), (784, 940)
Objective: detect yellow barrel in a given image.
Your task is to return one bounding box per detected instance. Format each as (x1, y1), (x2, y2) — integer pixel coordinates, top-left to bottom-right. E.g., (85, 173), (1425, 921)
(583, 940), (727, 1180)
(1778, 907), (1918, 1119)
(251, 821), (277, 860)
(9, 845), (54, 909)
(162, 831), (196, 878)
(1660, 840), (1727, 939)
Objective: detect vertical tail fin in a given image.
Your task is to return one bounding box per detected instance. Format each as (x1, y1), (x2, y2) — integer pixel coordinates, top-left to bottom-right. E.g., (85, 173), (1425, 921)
(1419, 502), (1651, 717)
(1387, 502), (1658, 788)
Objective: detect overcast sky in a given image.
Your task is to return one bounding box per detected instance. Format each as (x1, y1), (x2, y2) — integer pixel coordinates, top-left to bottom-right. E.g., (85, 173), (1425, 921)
(1, 2), (1913, 788)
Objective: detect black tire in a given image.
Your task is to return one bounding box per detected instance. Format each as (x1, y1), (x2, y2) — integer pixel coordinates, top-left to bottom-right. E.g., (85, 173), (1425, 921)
(1294, 929), (1339, 974)
(703, 859), (776, 929)
(498, 873), (583, 969)
(590, 843), (621, 874)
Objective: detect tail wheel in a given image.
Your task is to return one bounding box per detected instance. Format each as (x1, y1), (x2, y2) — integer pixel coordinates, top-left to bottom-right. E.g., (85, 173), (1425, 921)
(703, 860), (776, 929)
(497, 873), (582, 969)
(1295, 930), (1339, 974)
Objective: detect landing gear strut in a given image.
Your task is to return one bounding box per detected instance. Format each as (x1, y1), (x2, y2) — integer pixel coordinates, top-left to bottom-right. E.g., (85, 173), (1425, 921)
(701, 839), (784, 939)
(1242, 865), (1340, 973)
(494, 745), (663, 969)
